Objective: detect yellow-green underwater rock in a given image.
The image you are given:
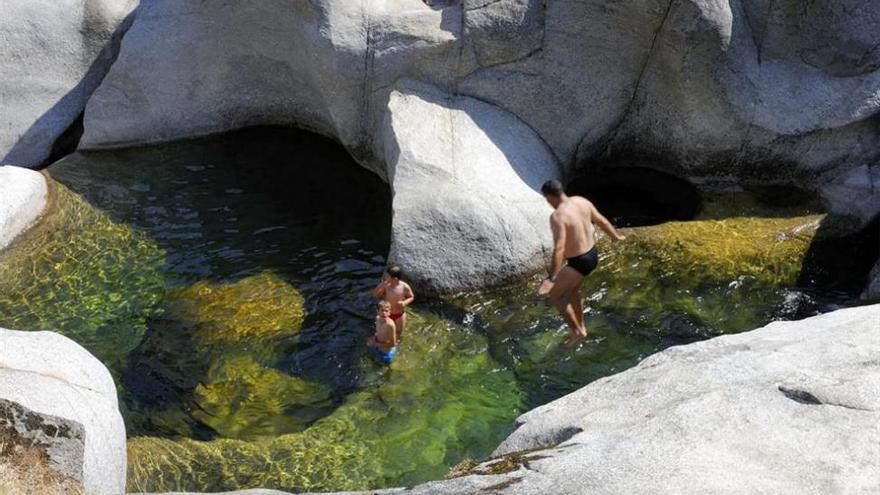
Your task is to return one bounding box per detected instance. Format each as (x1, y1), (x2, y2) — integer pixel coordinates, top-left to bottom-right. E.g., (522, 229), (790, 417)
(0, 178), (165, 368)
(124, 272), (318, 438)
(190, 356), (333, 439)
(127, 308), (522, 493)
(604, 215), (822, 286)
(165, 272), (306, 348)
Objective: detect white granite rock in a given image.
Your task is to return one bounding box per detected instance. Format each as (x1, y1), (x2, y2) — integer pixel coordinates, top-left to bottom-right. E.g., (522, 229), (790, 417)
(0, 166), (48, 251)
(0, 329), (126, 495)
(383, 81), (560, 294)
(0, 0), (137, 166)
(4, 0), (876, 292)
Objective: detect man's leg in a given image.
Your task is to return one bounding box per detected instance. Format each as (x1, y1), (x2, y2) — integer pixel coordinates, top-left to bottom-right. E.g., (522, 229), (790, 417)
(549, 267), (585, 337)
(571, 289), (586, 336)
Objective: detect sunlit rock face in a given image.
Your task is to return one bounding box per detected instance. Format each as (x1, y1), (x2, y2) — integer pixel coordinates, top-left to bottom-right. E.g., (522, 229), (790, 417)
(0, 0), (137, 166)
(3, 0), (877, 291)
(0, 329), (126, 494)
(383, 81), (560, 294)
(0, 166), (47, 251)
(74, 0), (878, 293)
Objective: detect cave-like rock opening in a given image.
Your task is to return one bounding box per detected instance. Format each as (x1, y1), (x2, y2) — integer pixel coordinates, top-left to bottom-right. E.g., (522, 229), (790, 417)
(566, 166), (701, 227)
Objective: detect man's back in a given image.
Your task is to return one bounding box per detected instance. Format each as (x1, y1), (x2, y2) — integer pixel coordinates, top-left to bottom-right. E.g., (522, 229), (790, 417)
(553, 196), (596, 257)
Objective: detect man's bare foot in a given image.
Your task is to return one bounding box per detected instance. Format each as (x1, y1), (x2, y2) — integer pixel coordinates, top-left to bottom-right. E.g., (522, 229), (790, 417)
(564, 330), (587, 347)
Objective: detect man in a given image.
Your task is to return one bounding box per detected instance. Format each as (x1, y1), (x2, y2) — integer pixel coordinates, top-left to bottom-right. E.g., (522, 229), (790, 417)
(371, 265), (415, 341)
(538, 179), (626, 345)
(366, 300), (397, 364)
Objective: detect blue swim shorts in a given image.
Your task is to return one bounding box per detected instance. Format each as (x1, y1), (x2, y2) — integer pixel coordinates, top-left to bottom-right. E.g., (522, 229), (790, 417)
(372, 346), (397, 365)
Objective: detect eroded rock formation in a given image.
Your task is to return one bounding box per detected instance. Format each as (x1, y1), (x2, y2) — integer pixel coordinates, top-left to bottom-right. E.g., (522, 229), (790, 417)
(2, 0), (877, 293)
(0, 329), (127, 494)
(0, 0), (137, 165)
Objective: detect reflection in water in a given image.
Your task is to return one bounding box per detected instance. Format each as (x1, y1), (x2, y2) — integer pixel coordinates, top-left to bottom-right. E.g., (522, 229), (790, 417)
(0, 127), (859, 492)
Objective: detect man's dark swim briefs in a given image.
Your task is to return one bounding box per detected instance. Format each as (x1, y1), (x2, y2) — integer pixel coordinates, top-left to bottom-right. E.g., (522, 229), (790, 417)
(566, 245), (599, 277)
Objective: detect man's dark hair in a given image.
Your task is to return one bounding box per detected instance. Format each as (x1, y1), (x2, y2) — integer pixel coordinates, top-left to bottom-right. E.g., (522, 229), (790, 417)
(386, 265), (403, 279)
(541, 179), (565, 197)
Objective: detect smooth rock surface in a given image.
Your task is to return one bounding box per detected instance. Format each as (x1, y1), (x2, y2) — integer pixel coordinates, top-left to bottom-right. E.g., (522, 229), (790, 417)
(73, 0), (880, 294)
(820, 164), (880, 232)
(0, 166), (48, 251)
(0, 0), (137, 166)
(383, 81), (559, 294)
(0, 329), (126, 494)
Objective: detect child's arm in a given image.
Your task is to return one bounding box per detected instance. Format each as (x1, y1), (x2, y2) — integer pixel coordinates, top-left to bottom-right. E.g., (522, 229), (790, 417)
(400, 283), (415, 307)
(371, 278), (388, 297)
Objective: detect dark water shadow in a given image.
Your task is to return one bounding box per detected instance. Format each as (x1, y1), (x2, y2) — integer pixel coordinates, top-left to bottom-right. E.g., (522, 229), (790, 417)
(567, 163), (701, 227)
(797, 215), (879, 295)
(47, 126), (393, 438)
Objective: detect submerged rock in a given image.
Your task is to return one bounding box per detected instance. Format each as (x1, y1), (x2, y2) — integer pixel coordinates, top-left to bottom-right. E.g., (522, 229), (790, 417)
(124, 272), (316, 438)
(0, 179), (165, 369)
(602, 212), (823, 287)
(139, 305), (880, 494)
(0, 329), (126, 494)
(452, 304), (880, 494)
(0, 166), (47, 251)
(126, 309), (521, 493)
(162, 273), (307, 351)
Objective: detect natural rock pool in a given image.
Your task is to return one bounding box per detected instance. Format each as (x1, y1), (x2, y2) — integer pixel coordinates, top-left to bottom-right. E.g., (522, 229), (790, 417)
(0, 128), (858, 492)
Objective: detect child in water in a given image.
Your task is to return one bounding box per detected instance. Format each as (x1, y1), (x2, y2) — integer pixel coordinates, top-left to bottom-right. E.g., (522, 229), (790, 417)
(371, 265), (415, 341)
(366, 300), (397, 364)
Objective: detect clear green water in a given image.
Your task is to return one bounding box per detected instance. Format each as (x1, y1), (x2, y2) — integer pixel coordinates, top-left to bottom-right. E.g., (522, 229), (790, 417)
(0, 128), (856, 492)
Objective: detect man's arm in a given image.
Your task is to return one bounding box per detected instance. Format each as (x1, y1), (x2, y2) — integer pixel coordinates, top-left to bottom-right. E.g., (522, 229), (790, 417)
(548, 214), (566, 279)
(400, 283), (415, 307)
(589, 203), (626, 242)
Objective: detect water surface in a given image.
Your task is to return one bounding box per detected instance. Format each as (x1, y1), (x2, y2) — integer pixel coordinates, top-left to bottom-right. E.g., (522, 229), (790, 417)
(0, 128), (856, 492)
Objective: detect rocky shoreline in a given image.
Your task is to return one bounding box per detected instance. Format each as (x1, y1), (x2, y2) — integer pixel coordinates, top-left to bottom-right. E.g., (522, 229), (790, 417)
(1, 304), (876, 494)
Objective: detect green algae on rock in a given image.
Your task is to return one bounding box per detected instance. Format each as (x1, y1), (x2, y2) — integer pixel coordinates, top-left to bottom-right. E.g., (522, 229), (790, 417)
(0, 178), (165, 369)
(190, 356), (334, 439)
(126, 308), (522, 493)
(163, 272), (307, 351)
(458, 197), (830, 409)
(599, 214), (823, 288)
(124, 272), (316, 438)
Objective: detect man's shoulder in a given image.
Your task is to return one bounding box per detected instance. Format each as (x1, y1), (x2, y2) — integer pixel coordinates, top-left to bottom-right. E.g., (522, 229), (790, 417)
(570, 195), (593, 207)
